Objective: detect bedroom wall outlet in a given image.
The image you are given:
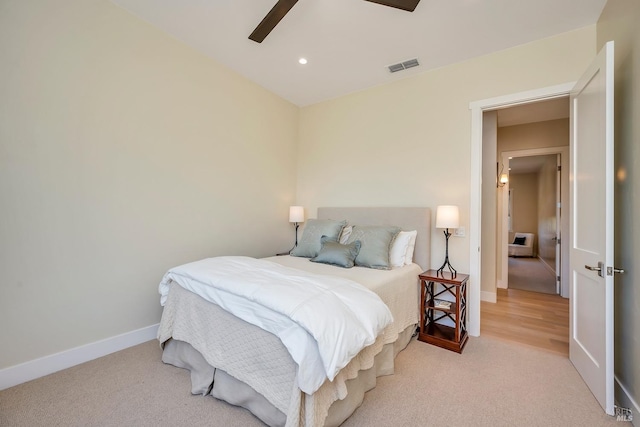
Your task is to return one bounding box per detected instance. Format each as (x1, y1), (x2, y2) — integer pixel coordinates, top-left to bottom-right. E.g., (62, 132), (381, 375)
(454, 227), (465, 237)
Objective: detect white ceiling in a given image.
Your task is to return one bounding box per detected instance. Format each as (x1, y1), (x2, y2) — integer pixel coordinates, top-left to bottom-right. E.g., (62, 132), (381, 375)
(110, 0), (607, 107)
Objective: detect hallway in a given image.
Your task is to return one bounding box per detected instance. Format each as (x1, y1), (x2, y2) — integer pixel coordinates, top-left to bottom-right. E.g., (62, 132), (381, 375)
(508, 256), (557, 294)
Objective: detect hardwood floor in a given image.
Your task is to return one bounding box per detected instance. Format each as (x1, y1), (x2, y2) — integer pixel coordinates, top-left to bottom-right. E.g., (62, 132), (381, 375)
(481, 288), (569, 356)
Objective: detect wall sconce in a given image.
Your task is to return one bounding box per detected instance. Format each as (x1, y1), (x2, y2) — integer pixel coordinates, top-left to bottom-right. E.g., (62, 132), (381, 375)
(497, 163), (509, 188)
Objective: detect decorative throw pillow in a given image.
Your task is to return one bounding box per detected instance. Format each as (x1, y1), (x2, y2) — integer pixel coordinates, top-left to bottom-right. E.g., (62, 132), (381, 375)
(311, 236), (361, 268)
(290, 219), (347, 258)
(346, 225), (402, 270)
(513, 236), (527, 245)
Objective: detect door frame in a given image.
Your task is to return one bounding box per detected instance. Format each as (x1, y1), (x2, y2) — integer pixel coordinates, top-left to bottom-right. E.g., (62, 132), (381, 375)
(499, 147), (569, 298)
(468, 82), (575, 337)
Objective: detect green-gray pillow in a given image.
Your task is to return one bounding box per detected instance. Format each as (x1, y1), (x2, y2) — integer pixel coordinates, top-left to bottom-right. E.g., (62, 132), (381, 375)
(311, 236), (361, 268)
(346, 225), (402, 270)
(290, 219), (347, 258)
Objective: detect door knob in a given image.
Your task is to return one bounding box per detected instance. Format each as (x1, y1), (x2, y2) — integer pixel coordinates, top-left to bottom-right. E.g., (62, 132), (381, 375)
(607, 266), (625, 275)
(585, 261), (605, 277)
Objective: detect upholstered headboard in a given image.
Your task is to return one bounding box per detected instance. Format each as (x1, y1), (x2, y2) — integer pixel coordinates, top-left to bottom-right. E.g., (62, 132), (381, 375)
(317, 207), (431, 271)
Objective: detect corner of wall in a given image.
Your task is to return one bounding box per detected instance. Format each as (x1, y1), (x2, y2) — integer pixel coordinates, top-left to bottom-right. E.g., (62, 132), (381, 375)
(480, 291), (497, 303)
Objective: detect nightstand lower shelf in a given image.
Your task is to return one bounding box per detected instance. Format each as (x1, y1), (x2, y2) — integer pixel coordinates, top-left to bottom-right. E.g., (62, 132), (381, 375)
(418, 324), (468, 353)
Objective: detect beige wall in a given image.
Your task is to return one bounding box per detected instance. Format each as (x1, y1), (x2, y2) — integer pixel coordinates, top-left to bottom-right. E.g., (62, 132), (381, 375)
(0, 0), (298, 369)
(597, 0), (640, 414)
(298, 27), (595, 276)
(537, 155), (558, 271)
(498, 119), (570, 152)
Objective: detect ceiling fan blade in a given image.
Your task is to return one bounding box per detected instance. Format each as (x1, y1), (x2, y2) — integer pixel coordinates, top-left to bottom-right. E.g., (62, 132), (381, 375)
(249, 0), (299, 43)
(363, 0), (420, 12)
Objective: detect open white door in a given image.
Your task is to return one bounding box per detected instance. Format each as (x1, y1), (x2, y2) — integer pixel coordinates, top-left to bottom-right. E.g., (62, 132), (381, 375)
(569, 41), (616, 415)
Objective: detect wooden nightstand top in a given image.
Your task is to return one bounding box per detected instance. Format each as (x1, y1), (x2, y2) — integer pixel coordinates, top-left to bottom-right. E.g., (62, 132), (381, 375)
(419, 269), (469, 285)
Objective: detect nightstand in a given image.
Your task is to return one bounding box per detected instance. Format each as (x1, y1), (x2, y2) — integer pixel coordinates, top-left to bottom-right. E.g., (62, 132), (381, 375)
(418, 269), (469, 353)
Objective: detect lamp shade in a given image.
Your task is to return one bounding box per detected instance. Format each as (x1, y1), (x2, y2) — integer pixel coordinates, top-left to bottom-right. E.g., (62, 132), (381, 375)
(289, 206), (304, 223)
(435, 205), (459, 229)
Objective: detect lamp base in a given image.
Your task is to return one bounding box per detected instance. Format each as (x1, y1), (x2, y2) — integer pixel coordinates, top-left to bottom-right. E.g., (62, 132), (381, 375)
(436, 259), (457, 278)
(437, 229), (457, 278)
(287, 222), (300, 254)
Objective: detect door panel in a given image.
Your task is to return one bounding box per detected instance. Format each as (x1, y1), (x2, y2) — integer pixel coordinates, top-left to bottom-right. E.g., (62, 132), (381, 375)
(574, 73), (605, 253)
(573, 270), (604, 363)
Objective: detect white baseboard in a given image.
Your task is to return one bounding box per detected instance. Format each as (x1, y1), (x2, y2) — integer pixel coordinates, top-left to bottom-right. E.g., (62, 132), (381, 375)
(615, 375), (639, 425)
(0, 323), (159, 391)
(481, 291), (497, 303)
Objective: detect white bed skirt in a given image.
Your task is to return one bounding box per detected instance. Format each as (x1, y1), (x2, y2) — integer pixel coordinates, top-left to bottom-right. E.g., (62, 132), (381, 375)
(161, 325), (416, 427)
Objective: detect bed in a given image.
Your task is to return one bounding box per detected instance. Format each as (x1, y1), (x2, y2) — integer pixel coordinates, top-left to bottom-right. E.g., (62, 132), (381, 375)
(157, 207), (431, 426)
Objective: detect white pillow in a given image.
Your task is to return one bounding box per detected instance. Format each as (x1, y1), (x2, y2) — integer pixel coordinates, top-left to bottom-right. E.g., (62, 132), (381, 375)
(339, 225), (353, 244)
(390, 230), (417, 268)
(404, 230), (418, 265)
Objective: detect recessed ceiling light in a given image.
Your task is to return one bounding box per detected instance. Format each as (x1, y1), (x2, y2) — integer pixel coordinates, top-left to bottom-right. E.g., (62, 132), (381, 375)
(298, 58), (308, 65)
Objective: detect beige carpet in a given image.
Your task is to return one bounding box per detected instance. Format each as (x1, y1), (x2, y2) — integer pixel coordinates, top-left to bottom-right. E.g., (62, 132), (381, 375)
(508, 257), (557, 294)
(0, 337), (627, 427)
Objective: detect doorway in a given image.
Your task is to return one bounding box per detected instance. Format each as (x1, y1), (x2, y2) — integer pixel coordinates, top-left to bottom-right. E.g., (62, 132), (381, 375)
(499, 148), (569, 298)
(505, 153), (559, 294)
(483, 99), (570, 355)
(468, 83), (574, 338)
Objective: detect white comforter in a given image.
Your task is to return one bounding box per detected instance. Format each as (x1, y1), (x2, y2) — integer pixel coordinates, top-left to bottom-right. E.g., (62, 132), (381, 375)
(158, 256), (393, 394)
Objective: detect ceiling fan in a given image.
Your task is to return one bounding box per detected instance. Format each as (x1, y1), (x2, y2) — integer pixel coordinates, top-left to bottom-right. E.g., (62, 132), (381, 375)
(249, 0), (421, 43)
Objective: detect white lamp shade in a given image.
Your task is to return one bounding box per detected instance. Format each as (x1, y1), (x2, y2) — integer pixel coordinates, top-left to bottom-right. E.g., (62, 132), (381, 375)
(436, 205), (459, 229)
(289, 206), (305, 223)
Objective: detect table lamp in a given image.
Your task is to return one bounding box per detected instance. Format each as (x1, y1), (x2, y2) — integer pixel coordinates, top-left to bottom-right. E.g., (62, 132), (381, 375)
(435, 205), (459, 277)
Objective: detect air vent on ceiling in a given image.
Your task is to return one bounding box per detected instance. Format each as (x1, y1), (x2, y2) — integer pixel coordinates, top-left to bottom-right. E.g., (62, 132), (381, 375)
(388, 58), (419, 73)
